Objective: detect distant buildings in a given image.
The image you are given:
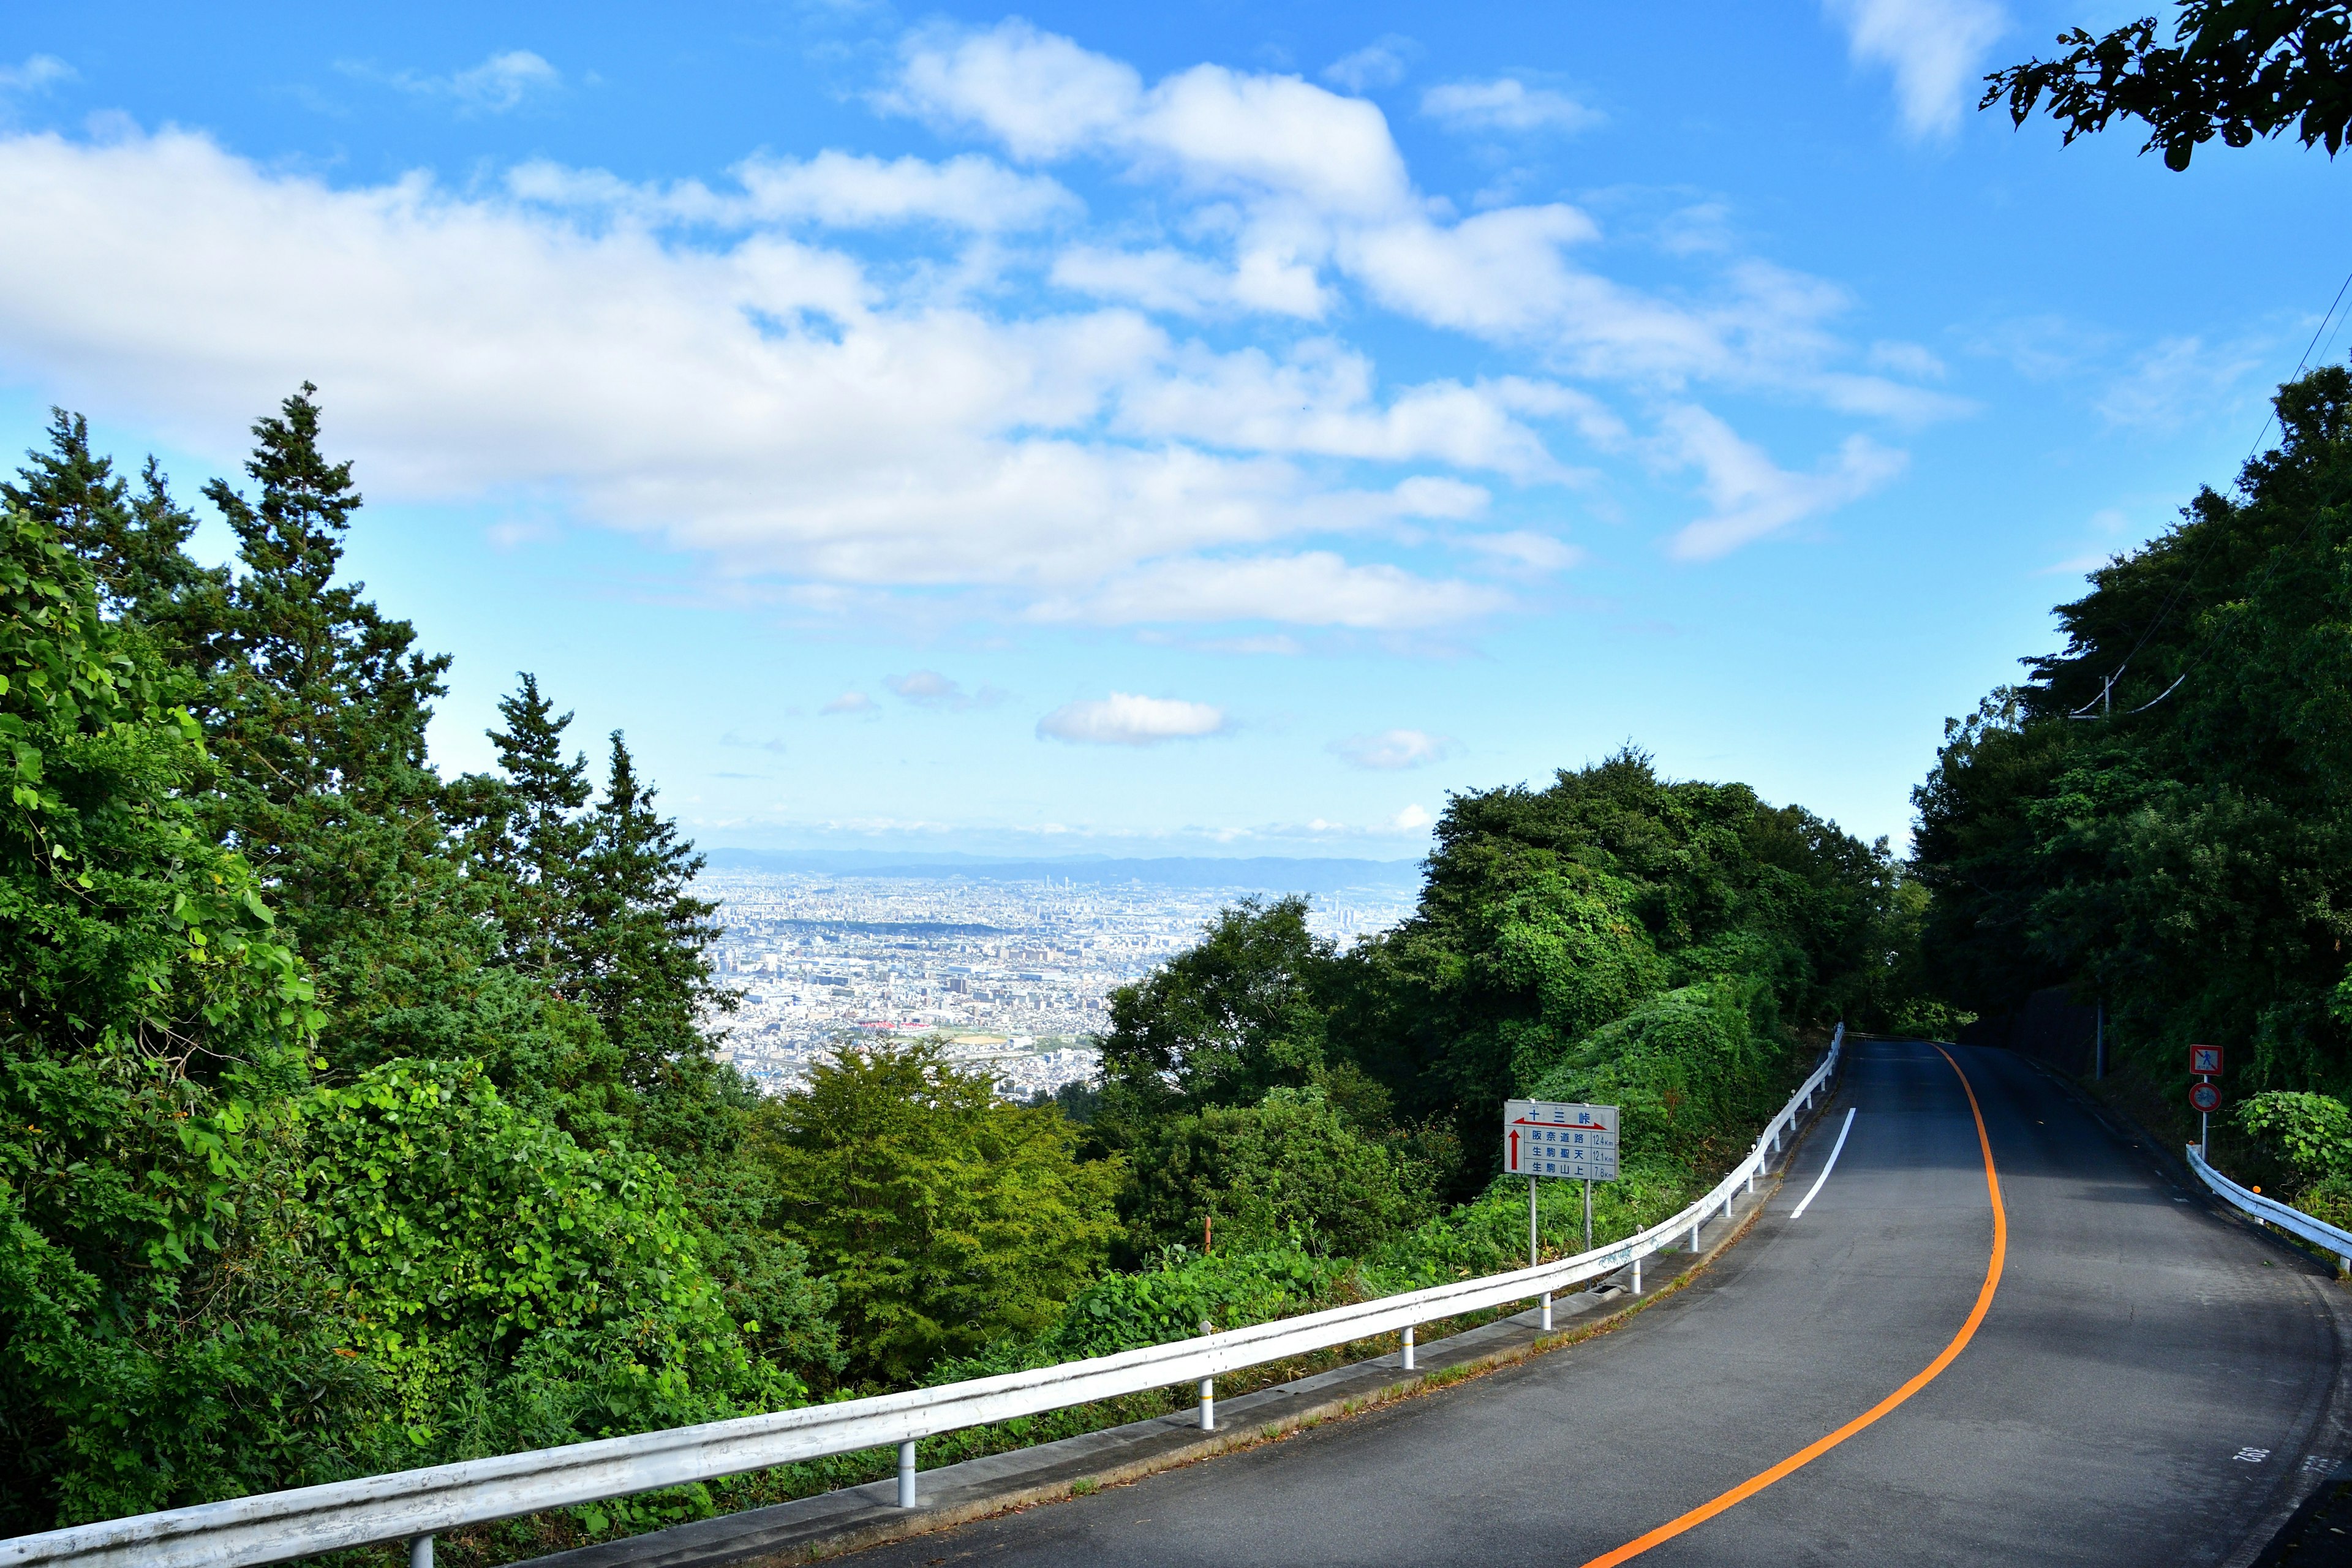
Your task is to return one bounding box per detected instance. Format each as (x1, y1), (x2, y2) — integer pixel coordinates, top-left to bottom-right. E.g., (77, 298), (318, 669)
(701, 870), (1412, 1098)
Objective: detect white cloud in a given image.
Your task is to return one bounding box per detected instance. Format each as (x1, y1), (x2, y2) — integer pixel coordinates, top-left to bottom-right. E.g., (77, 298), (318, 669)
(1824, 0), (2007, 139)
(821, 691), (876, 715)
(510, 150), (1080, 232)
(2095, 335), (2268, 430)
(1389, 803), (1433, 831)
(886, 669), (1005, 709)
(891, 21), (1412, 215)
(352, 50), (562, 115)
(451, 50), (560, 112)
(0, 126), (1507, 627)
(1036, 692), (1229, 744)
(1322, 37), (1417, 92)
(1661, 405), (1907, 560)
(0, 55), (74, 94)
(1334, 729), (1455, 769)
(1421, 78), (1600, 134)
(1033, 552), (1511, 629)
(1458, 530), (1582, 570)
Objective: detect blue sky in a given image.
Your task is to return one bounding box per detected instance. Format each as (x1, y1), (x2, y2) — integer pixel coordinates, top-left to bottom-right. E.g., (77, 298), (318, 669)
(0, 1), (2341, 859)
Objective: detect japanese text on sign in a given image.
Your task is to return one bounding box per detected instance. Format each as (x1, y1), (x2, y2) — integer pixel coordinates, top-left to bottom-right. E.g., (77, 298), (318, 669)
(1504, 1099), (1619, 1182)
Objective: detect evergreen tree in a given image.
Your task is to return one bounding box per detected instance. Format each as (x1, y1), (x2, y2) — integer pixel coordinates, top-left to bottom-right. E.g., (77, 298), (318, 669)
(477, 673), (595, 983)
(2, 409), (213, 619)
(165, 385), (487, 1025)
(574, 732), (731, 1082)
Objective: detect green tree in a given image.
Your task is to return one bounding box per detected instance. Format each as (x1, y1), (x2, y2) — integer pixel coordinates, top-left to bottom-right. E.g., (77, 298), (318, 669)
(1984, 1), (2352, 168)
(1095, 896), (1343, 1129)
(763, 1039), (1122, 1386)
(1118, 1087), (1434, 1259)
(2, 409), (213, 620)
(164, 385), (486, 1027)
(573, 733), (729, 1084)
(1913, 368), (2352, 1091)
(303, 1058), (802, 1459)
(0, 505), (352, 1531)
(466, 673), (597, 986)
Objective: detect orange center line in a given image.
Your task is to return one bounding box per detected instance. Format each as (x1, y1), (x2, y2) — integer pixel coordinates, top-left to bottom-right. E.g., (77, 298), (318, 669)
(1576, 1045), (2008, 1568)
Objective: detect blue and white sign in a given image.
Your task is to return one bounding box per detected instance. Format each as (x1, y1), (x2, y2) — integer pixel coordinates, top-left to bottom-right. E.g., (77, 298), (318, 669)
(1504, 1099), (1619, 1182)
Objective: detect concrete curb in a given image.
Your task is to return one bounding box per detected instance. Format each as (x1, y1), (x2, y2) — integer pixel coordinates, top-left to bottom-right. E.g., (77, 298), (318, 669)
(513, 1081), (1837, 1568)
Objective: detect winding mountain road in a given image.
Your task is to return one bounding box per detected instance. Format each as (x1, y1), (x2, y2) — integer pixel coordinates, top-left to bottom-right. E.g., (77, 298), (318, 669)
(847, 1040), (2351, 1567)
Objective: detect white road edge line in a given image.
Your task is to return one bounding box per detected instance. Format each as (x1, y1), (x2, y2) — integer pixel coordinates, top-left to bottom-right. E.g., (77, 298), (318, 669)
(1790, 1107), (1856, 1220)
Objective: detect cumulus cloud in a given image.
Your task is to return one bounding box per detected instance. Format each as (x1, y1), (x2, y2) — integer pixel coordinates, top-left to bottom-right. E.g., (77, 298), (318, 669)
(1389, 803), (1432, 831)
(1823, 0), (2007, 139)
(0, 126), (1524, 630)
(1420, 78), (1600, 134)
(820, 691), (876, 714)
(886, 669), (1005, 709)
(1036, 692), (1229, 744)
(1662, 405), (1907, 560)
(1333, 729), (1455, 769)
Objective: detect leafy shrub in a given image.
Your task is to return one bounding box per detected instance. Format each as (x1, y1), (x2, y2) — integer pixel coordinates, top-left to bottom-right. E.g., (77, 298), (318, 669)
(1119, 1086), (1435, 1259)
(763, 1038), (1123, 1387)
(304, 1058), (799, 1461)
(2235, 1090), (2352, 1190)
(1525, 979), (1785, 1169)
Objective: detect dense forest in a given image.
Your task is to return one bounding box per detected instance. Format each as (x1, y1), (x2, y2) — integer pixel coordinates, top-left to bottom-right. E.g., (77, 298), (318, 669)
(0, 388), (1919, 1551)
(1913, 368), (2352, 1219)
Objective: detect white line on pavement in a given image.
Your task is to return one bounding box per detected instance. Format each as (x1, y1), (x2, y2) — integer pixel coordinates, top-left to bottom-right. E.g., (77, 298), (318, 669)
(1790, 1107), (1856, 1220)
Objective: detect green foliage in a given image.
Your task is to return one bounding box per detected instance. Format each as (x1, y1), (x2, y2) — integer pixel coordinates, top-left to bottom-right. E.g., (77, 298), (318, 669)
(1914, 369), (2352, 1093)
(0, 505), (353, 1529)
(1348, 750), (1899, 1188)
(304, 1058), (801, 1458)
(2236, 1090), (2352, 1188)
(1119, 1087), (1435, 1259)
(1985, 2), (2352, 171)
(1096, 895), (1340, 1126)
(763, 1038), (1123, 1386)
(1526, 981), (1784, 1171)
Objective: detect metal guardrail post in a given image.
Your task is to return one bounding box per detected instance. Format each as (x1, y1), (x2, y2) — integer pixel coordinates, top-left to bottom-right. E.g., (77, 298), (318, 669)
(1540, 1292), (1552, 1332)
(1631, 1257), (1641, 1294)
(409, 1537), (432, 1568)
(895, 1442), (916, 1509)
(1401, 1325), (1415, 1370)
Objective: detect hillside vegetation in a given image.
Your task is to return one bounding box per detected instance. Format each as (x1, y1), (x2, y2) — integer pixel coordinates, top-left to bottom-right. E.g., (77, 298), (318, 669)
(0, 389), (1918, 1557)
(1913, 368), (2352, 1223)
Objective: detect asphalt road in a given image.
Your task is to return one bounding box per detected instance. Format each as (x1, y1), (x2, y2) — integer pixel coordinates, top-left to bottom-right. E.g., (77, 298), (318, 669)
(850, 1041), (2351, 1567)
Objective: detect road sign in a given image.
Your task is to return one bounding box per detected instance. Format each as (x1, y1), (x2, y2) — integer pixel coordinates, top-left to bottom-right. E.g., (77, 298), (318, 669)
(1505, 1099), (1619, 1181)
(2190, 1044), (2223, 1076)
(2190, 1082), (2221, 1114)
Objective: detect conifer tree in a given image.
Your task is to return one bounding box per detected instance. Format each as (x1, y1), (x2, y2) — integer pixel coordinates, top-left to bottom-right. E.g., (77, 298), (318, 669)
(575, 731), (732, 1082)
(478, 673), (595, 982)
(167, 385), (486, 1024)
(1, 409), (213, 619)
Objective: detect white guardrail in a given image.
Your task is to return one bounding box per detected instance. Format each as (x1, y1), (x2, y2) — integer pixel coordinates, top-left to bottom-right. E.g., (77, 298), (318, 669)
(2, 1027), (1843, 1568)
(2187, 1140), (2352, 1273)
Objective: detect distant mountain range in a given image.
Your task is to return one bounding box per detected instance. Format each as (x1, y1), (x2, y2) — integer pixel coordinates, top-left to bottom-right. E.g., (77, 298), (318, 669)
(701, 848), (1425, 894)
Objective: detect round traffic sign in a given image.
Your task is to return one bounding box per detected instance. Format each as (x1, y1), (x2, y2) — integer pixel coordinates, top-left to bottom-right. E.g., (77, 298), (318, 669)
(2190, 1082), (2221, 1114)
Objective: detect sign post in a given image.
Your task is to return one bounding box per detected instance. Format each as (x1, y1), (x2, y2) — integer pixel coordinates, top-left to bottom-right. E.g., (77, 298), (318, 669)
(2190, 1046), (2224, 1157)
(1504, 1099), (1621, 1300)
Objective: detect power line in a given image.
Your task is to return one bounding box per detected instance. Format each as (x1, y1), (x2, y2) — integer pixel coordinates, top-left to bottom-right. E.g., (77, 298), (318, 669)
(2065, 261), (2352, 720)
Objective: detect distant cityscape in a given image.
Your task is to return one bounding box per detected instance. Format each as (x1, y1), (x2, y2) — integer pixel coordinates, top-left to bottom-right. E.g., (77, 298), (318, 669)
(704, 862), (1419, 1099)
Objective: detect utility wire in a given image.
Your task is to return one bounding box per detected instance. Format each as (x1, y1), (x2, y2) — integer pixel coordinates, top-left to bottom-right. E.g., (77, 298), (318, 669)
(2065, 262), (2352, 720)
